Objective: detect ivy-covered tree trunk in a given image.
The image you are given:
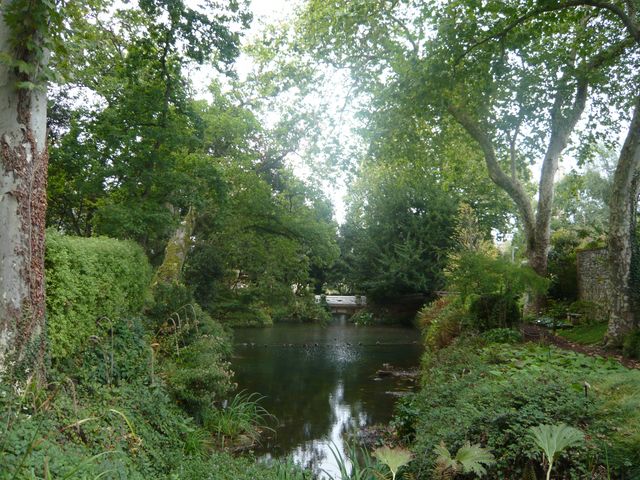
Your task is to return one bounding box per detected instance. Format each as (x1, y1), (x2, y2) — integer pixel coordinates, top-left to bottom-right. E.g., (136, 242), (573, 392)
(0, 2), (49, 381)
(606, 99), (640, 346)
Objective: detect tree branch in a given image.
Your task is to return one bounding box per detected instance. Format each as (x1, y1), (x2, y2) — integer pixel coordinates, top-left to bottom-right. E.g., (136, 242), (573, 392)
(447, 104), (536, 238)
(457, 0), (639, 65)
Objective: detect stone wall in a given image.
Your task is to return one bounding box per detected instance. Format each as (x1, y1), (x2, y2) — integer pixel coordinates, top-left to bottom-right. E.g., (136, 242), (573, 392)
(576, 247), (610, 307)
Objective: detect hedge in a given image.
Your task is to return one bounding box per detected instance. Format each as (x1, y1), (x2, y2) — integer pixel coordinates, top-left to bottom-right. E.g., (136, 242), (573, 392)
(45, 230), (152, 359)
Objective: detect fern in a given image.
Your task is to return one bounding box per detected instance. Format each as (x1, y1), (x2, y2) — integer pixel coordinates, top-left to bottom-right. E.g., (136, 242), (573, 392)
(529, 424), (584, 480)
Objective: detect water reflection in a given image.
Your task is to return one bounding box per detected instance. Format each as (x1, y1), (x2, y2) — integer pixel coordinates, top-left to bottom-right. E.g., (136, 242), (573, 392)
(232, 322), (422, 477)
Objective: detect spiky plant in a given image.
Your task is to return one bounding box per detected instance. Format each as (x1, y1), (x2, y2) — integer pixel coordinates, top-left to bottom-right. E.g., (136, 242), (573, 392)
(433, 441), (495, 479)
(529, 423), (585, 480)
(324, 442), (374, 480)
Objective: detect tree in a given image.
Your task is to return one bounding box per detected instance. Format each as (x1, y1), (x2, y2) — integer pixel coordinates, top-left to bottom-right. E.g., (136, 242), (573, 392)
(299, 0), (635, 314)
(0, 0), (56, 380)
(47, 1), (250, 260)
(339, 162), (458, 302)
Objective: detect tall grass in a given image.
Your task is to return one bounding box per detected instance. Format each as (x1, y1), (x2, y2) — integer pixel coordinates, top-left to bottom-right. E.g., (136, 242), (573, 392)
(203, 391), (276, 449)
(322, 442), (385, 480)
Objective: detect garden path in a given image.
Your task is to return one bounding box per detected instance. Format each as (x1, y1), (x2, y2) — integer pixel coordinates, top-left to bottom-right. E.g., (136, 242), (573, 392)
(522, 325), (640, 370)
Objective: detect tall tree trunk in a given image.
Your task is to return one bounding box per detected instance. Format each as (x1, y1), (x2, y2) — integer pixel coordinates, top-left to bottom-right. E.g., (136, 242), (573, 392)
(606, 98), (640, 346)
(153, 207), (196, 286)
(0, 8), (48, 381)
(447, 77), (586, 315)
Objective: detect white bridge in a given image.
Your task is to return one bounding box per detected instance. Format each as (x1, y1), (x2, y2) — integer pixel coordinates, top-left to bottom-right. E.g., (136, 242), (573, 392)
(315, 295), (367, 314)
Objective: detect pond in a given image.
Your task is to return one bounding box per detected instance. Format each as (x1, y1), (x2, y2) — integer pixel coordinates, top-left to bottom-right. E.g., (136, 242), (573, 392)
(231, 318), (423, 478)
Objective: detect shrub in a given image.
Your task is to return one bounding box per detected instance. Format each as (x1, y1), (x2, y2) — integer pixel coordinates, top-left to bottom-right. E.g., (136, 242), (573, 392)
(421, 300), (465, 351)
(351, 310), (374, 326)
(623, 329), (640, 359)
(416, 297), (451, 330)
(447, 251), (548, 303)
(469, 293), (521, 331)
(46, 230), (152, 360)
(0, 316), (286, 480)
(274, 295), (332, 324)
(547, 229), (580, 301)
(146, 281), (194, 327)
(397, 340), (640, 479)
(481, 328), (523, 344)
(202, 391), (274, 449)
(162, 325), (234, 417)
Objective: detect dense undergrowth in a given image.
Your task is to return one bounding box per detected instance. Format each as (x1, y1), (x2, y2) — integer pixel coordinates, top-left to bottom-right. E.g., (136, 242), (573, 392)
(1, 234), (304, 480)
(392, 296), (640, 480)
(0, 315), (302, 479)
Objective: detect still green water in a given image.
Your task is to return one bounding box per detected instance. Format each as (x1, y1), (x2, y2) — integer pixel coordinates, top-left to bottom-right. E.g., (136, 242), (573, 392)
(231, 318), (422, 477)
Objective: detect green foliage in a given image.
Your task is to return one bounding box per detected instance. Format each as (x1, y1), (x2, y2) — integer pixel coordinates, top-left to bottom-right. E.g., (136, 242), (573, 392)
(546, 300), (606, 326)
(547, 229), (580, 301)
(273, 458), (314, 480)
(323, 442), (378, 480)
(271, 294), (332, 324)
(146, 281), (194, 327)
(372, 446), (412, 480)
(396, 339), (640, 478)
(184, 154), (339, 326)
(622, 329), (640, 360)
(155, 301), (234, 417)
(468, 293), (521, 332)
(163, 334), (234, 415)
(558, 323), (608, 346)
(480, 328), (523, 344)
(47, 0), (249, 257)
(419, 300), (465, 351)
(416, 298), (451, 330)
(338, 162), (458, 302)
(45, 231), (152, 360)
(447, 252), (549, 303)
(529, 424), (585, 480)
(433, 441), (495, 478)
(351, 310), (375, 326)
(0, 312), (295, 480)
(552, 165), (613, 239)
(203, 391), (275, 449)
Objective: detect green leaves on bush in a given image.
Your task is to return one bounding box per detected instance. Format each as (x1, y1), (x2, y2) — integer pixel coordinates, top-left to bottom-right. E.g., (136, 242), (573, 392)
(421, 300), (465, 351)
(203, 391), (275, 449)
(397, 340), (640, 478)
(480, 328), (523, 344)
(46, 231), (152, 359)
(469, 293), (520, 331)
(447, 252), (549, 302)
(623, 329), (640, 359)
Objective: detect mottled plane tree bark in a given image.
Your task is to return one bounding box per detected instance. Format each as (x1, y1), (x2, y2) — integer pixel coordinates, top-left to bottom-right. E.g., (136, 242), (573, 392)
(0, 0), (51, 381)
